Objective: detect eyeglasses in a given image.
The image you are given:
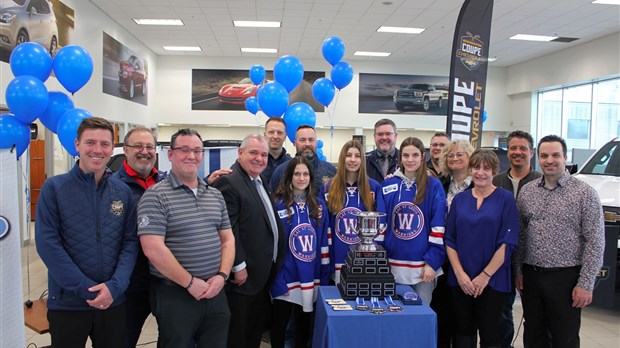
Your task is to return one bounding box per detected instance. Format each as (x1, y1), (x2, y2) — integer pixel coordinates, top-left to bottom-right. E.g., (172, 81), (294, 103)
(375, 132), (395, 137)
(431, 143), (446, 147)
(447, 152), (467, 159)
(125, 144), (156, 151)
(171, 146), (205, 155)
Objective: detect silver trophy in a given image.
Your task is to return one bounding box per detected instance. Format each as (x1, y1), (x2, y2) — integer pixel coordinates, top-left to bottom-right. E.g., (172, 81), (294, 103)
(354, 211), (386, 252)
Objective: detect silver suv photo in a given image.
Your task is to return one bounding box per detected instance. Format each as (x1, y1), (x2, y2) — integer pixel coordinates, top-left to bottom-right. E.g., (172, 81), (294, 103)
(0, 0), (58, 56)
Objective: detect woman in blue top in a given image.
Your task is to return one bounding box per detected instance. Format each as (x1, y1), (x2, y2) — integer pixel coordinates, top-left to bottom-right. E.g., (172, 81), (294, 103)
(445, 149), (519, 348)
(270, 156), (330, 348)
(380, 137), (447, 305)
(321, 140), (385, 284)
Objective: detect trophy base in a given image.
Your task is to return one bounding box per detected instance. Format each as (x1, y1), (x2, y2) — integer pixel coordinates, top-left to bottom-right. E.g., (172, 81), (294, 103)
(338, 244), (395, 300)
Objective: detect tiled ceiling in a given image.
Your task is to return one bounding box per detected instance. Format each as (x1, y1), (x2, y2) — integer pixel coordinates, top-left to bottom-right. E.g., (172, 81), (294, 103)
(89, 0), (620, 67)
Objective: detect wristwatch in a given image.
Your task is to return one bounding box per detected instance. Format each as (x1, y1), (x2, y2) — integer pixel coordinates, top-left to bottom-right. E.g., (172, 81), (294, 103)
(216, 271), (229, 281)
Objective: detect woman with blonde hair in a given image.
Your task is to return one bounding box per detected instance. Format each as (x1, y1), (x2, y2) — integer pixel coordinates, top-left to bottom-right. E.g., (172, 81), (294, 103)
(439, 140), (475, 209)
(320, 140), (385, 283)
(380, 137), (447, 304)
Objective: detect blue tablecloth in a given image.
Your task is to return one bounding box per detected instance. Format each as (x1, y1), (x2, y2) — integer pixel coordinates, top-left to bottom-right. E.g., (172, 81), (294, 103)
(312, 285), (437, 348)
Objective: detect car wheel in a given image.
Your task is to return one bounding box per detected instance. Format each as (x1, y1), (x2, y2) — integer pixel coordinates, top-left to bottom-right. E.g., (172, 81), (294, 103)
(423, 98), (430, 111)
(141, 80), (147, 96)
(49, 36), (58, 58)
(129, 80), (135, 99)
(437, 98), (442, 108)
(16, 30), (29, 45)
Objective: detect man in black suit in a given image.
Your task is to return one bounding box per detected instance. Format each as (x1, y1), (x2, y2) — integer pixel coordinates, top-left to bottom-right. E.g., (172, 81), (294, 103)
(212, 134), (285, 348)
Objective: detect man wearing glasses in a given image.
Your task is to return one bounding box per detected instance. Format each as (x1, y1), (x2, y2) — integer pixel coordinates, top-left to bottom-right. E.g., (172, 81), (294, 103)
(138, 129), (235, 348)
(427, 132), (450, 178)
(112, 127), (166, 348)
(366, 118), (399, 183)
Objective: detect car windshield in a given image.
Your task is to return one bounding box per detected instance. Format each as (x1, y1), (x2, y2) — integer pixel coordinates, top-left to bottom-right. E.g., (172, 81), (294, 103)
(580, 140), (620, 176)
(11, 0), (27, 5)
(238, 78), (253, 84)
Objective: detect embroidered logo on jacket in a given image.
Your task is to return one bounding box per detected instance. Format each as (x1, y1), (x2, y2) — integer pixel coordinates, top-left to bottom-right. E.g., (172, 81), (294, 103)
(289, 223), (317, 262)
(111, 200), (124, 216)
(335, 207), (361, 245)
(391, 202), (424, 240)
(383, 184), (398, 195)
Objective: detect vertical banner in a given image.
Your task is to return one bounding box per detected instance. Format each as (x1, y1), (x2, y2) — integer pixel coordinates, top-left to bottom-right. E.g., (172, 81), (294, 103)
(446, 0), (494, 148)
(0, 149), (26, 346)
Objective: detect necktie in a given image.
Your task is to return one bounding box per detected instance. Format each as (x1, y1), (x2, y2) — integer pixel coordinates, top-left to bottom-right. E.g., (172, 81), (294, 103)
(381, 155), (390, 178)
(255, 178), (279, 261)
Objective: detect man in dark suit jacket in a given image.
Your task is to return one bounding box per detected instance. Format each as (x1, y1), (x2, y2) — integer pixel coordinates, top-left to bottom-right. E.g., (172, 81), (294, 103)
(366, 118), (399, 183)
(212, 134), (286, 348)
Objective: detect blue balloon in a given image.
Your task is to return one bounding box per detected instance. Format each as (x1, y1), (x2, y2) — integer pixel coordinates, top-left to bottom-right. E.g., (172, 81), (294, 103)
(5, 75), (49, 124)
(53, 45), (93, 94)
(283, 102), (316, 143)
(0, 114), (31, 158)
(10, 42), (53, 82)
(331, 61), (354, 90)
(40, 91), (74, 134)
(312, 78), (336, 107)
(249, 65), (266, 85)
(57, 108), (92, 157)
(245, 96), (259, 115)
(322, 36), (345, 66)
(483, 110), (488, 123)
(273, 55), (304, 92)
(317, 139), (324, 149)
(257, 82), (289, 117)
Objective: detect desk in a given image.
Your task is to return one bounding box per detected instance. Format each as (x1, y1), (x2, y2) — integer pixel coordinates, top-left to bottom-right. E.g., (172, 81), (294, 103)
(24, 298), (49, 334)
(312, 286), (436, 348)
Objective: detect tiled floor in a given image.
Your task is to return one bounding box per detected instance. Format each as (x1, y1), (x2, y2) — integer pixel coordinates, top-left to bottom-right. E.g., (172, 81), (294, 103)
(22, 239), (619, 347)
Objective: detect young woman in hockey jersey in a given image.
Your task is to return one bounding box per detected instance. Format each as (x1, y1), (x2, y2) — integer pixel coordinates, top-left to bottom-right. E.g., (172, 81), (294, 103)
(320, 140), (385, 284)
(380, 137), (447, 305)
(270, 156), (330, 348)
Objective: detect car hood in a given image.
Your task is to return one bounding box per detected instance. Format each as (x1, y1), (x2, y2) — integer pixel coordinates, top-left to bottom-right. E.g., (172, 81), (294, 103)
(573, 173), (620, 208)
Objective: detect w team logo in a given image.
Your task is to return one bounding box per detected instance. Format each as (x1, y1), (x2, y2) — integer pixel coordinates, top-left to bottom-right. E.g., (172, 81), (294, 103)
(335, 207), (362, 245)
(289, 223), (317, 262)
(391, 202), (424, 240)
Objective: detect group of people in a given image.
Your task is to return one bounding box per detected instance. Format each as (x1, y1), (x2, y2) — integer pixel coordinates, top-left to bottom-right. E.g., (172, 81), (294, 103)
(35, 116), (604, 348)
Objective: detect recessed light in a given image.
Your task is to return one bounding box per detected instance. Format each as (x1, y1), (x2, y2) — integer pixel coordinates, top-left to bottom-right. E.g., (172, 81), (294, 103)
(592, 0), (620, 5)
(133, 18), (183, 26)
(377, 26), (425, 34)
(354, 51), (391, 57)
(241, 48), (278, 53)
(163, 46), (201, 51)
(233, 21), (281, 28)
(509, 34), (558, 42)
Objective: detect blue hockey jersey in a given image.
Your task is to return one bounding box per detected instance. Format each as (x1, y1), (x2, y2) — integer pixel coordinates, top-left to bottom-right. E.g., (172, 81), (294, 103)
(270, 199), (330, 312)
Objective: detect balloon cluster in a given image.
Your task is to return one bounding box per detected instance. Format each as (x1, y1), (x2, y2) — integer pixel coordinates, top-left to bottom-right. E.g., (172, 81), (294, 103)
(243, 36), (354, 147)
(1, 43), (94, 158)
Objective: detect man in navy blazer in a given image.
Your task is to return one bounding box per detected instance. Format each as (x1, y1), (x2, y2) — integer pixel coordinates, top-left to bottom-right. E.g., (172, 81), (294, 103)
(212, 134), (286, 348)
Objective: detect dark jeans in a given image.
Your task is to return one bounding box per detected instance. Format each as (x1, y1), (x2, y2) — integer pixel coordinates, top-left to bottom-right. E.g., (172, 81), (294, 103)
(270, 299), (313, 348)
(48, 304), (125, 348)
(500, 286), (516, 348)
(226, 288), (271, 348)
(522, 265), (581, 348)
(150, 281), (230, 348)
(450, 286), (508, 347)
(124, 289), (151, 348)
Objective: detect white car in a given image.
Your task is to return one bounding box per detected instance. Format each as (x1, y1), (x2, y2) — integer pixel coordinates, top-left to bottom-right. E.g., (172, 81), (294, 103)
(0, 0), (58, 56)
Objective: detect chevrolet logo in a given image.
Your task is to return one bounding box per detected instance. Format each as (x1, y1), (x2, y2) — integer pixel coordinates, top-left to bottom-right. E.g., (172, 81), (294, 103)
(604, 211), (620, 223)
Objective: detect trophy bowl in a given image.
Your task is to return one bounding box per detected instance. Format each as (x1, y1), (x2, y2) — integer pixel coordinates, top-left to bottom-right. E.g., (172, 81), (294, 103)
(353, 211), (386, 252)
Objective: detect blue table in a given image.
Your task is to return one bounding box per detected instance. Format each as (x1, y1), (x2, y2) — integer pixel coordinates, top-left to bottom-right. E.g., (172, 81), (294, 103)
(312, 285), (437, 348)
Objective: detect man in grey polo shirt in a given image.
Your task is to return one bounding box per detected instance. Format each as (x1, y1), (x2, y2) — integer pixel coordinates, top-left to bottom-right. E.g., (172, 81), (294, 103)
(138, 128), (235, 348)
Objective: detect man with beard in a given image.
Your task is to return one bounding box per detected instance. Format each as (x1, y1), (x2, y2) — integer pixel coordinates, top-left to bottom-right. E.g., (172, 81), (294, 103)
(113, 127), (166, 348)
(262, 117), (292, 185)
(212, 134), (286, 348)
(366, 118), (399, 183)
(269, 125), (336, 194)
(492, 130), (541, 348)
(427, 132), (450, 178)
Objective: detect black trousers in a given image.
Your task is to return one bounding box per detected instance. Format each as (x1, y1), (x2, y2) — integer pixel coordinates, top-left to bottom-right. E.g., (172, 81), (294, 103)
(124, 289), (151, 348)
(47, 304), (125, 348)
(270, 299), (313, 348)
(150, 281), (230, 348)
(226, 288), (271, 348)
(431, 272), (456, 348)
(522, 265), (581, 348)
(450, 286), (508, 347)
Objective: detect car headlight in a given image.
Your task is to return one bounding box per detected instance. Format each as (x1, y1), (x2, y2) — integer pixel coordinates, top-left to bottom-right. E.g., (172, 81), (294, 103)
(0, 12), (17, 23)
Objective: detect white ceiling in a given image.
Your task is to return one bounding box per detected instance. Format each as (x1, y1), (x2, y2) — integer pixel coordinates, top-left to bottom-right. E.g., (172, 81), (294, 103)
(89, 0), (620, 67)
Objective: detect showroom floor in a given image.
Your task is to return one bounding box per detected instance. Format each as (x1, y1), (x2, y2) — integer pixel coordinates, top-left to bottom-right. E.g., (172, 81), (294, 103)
(22, 237), (619, 348)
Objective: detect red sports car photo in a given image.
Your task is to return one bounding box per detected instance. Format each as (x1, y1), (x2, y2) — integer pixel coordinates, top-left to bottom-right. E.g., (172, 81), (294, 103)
(218, 77), (259, 104)
(118, 55), (147, 99)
